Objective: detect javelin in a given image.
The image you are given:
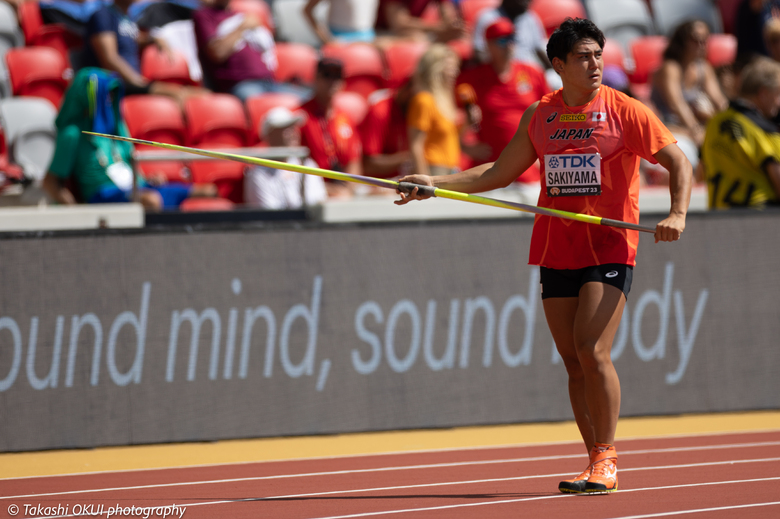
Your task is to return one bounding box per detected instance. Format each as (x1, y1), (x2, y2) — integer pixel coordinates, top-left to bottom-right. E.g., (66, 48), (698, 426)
(83, 131), (655, 233)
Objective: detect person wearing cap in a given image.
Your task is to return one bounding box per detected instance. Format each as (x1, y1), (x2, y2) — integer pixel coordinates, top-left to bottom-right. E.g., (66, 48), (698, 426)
(298, 58), (362, 196)
(193, 0), (308, 101)
(456, 17), (550, 194)
(244, 107), (327, 209)
(473, 1), (549, 69)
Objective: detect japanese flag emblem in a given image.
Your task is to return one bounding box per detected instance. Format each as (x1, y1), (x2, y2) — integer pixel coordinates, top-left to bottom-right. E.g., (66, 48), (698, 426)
(592, 112), (607, 122)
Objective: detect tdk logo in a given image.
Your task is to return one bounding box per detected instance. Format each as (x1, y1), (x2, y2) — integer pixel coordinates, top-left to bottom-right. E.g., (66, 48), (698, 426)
(549, 155), (597, 168)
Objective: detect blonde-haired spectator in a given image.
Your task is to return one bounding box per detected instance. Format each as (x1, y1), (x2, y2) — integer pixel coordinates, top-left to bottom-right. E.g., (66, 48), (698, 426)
(406, 43), (464, 176)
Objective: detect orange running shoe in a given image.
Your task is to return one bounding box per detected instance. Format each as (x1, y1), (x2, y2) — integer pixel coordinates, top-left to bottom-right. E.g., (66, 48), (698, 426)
(558, 464), (592, 494)
(558, 447), (598, 494)
(585, 446), (618, 493)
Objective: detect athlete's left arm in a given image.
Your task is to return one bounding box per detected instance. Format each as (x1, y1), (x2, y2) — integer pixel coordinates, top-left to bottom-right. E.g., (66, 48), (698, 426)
(652, 143), (692, 243)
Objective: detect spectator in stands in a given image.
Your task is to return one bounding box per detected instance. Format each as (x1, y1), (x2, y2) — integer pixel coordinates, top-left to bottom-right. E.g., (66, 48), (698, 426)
(650, 20), (728, 147)
(764, 16), (780, 62)
(456, 17), (549, 186)
(735, 0), (780, 64)
(245, 107), (327, 209)
(81, 0), (206, 105)
(473, 0), (549, 71)
(299, 58), (362, 197)
(303, 0), (380, 44)
(374, 0), (465, 43)
(193, 0), (308, 101)
(360, 80), (415, 178)
(42, 68), (215, 211)
(407, 43), (465, 176)
(702, 57), (780, 208)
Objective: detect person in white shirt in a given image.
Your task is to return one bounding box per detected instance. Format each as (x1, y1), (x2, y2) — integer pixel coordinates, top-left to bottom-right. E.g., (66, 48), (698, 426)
(245, 107), (328, 209)
(303, 0), (380, 43)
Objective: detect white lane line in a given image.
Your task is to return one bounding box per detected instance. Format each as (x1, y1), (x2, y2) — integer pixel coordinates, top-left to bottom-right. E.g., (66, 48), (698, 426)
(608, 500), (780, 518)
(10, 455), (780, 505)
(304, 478), (780, 519)
(3, 440), (780, 501)
(36, 476), (780, 519)
(4, 428), (779, 482)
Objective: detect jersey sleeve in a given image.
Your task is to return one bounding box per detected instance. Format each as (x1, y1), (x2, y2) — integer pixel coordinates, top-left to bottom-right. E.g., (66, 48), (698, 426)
(407, 92), (436, 133)
(620, 97), (677, 164)
(86, 7), (116, 37)
(47, 125), (81, 180)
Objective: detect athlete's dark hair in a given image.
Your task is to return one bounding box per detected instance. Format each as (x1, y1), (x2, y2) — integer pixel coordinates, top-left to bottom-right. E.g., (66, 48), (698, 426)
(546, 18), (605, 64)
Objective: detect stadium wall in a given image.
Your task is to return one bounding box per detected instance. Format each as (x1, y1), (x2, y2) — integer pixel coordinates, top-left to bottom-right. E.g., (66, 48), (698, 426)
(1, 212), (778, 452)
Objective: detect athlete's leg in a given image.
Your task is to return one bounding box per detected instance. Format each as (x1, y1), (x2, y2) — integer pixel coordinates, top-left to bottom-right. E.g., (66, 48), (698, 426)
(573, 282), (625, 445)
(543, 297), (595, 453)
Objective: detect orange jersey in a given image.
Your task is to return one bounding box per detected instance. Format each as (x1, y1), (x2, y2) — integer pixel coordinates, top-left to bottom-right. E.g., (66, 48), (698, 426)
(527, 86), (675, 269)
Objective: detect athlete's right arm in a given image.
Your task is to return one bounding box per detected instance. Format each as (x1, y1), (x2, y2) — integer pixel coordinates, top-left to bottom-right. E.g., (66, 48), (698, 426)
(395, 103), (540, 204)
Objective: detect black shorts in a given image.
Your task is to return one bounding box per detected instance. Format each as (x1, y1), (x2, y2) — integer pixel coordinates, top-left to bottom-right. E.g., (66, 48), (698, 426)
(540, 264), (633, 300)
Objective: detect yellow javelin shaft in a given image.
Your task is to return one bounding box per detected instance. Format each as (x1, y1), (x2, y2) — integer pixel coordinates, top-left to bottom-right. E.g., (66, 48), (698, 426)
(83, 132), (655, 233)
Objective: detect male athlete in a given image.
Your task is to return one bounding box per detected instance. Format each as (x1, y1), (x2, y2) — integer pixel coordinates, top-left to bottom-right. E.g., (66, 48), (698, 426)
(396, 18), (691, 493)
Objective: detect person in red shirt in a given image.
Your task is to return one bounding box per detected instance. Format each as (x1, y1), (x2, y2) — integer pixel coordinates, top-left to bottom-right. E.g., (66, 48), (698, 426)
(375, 0), (464, 42)
(299, 58), (362, 197)
(457, 17), (550, 185)
(360, 80), (416, 179)
(396, 18), (691, 494)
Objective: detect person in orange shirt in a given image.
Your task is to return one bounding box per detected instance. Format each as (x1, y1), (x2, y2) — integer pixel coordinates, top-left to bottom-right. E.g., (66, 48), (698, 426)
(406, 43), (465, 176)
(396, 18), (691, 494)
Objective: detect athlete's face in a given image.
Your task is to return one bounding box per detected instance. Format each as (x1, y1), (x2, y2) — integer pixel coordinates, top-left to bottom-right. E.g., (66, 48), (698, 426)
(554, 38), (603, 95)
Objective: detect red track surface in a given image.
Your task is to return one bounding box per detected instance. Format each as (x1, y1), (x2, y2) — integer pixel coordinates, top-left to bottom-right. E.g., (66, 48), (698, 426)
(3, 431), (780, 519)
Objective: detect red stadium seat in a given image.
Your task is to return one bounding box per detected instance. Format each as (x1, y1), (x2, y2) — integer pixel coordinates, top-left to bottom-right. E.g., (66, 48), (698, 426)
(245, 92), (302, 144)
(18, 1), (81, 64)
(140, 46), (196, 86)
(333, 90), (369, 127)
(188, 155), (246, 204)
(707, 33), (737, 67)
(180, 197), (235, 211)
(628, 35), (667, 85)
(602, 38), (627, 71)
(321, 42), (385, 98)
(228, 0), (274, 31)
(460, 0), (500, 30)
(530, 0), (586, 36)
(5, 46), (70, 108)
(274, 42), (318, 85)
(183, 94), (249, 147)
(383, 40), (429, 89)
(123, 95), (190, 183)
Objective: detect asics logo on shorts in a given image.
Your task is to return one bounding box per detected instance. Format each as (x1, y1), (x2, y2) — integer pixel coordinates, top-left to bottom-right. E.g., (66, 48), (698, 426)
(606, 271), (618, 278)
